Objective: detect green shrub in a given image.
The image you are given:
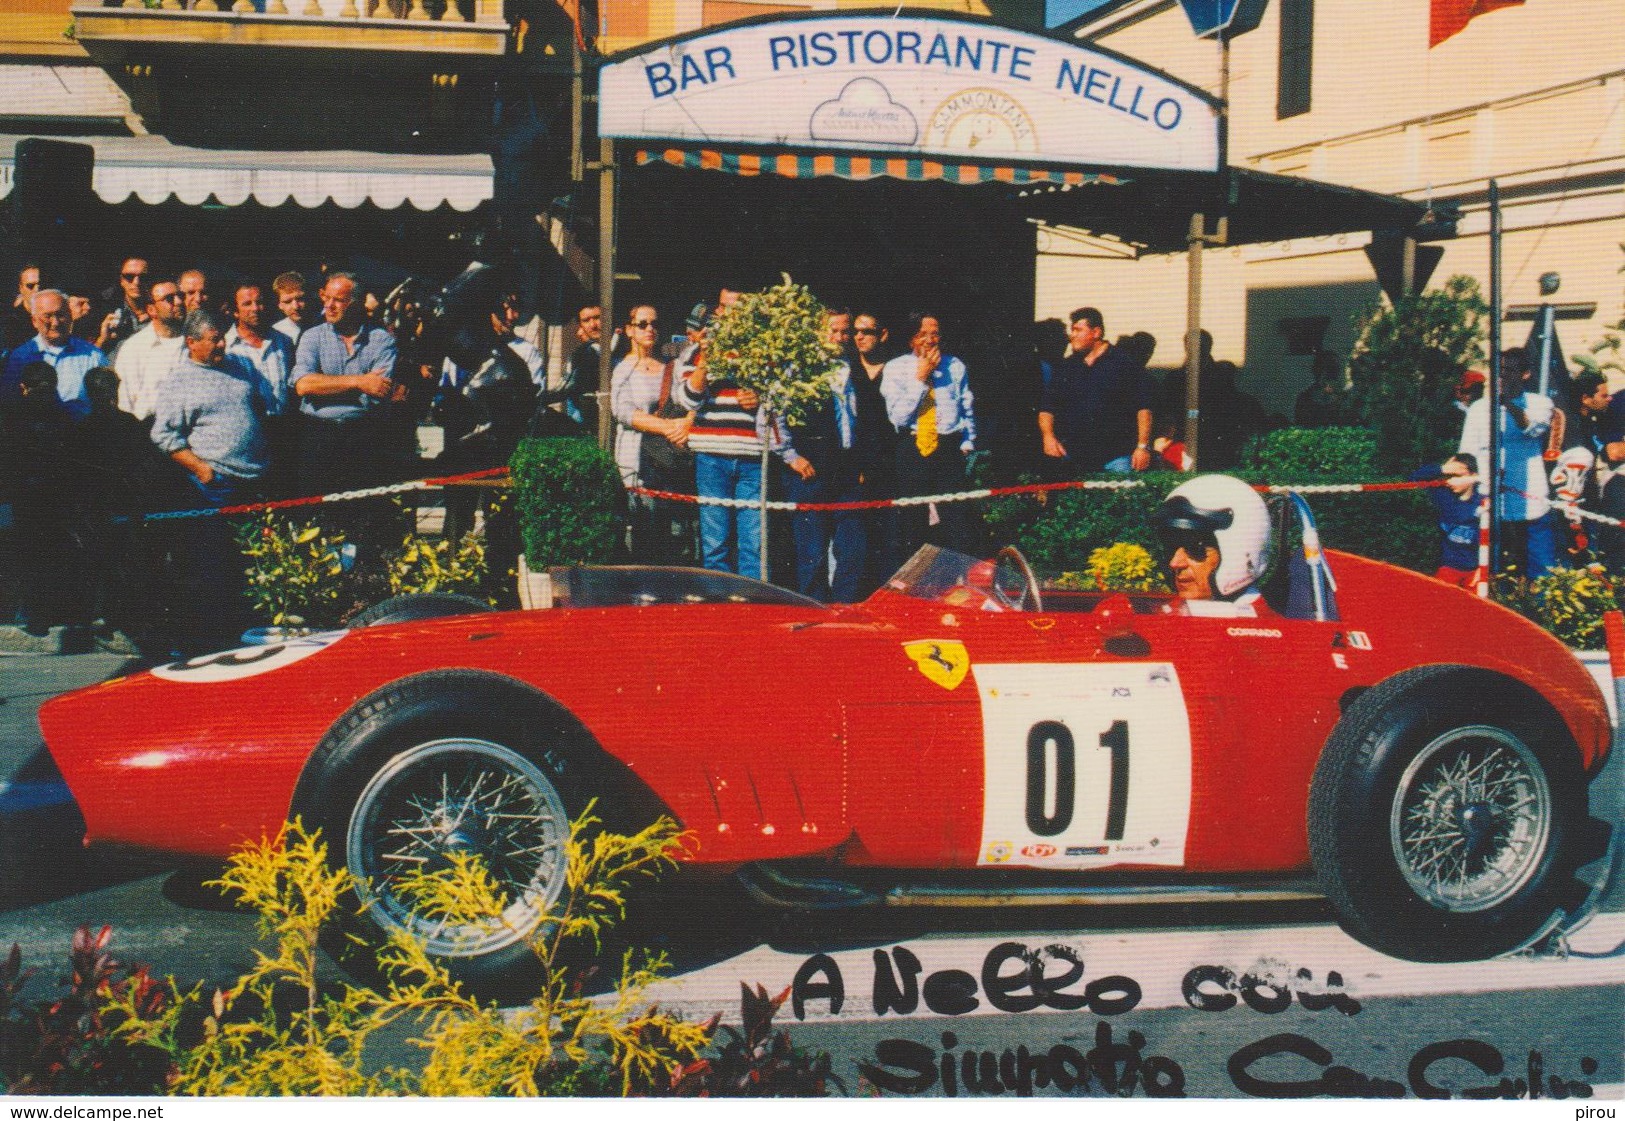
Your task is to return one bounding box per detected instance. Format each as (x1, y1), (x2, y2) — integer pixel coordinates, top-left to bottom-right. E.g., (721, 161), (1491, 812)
(387, 531), (490, 600)
(703, 275), (840, 427)
(985, 476), (1180, 580)
(1244, 427), (1381, 477)
(1347, 274), (1487, 472)
(1054, 542), (1169, 593)
(509, 437), (624, 569)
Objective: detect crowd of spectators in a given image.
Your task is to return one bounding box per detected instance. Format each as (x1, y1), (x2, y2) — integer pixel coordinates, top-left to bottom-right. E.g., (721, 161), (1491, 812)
(607, 295), (1283, 601)
(1447, 347), (1625, 583)
(0, 256), (563, 655)
(30, 252), (1593, 659)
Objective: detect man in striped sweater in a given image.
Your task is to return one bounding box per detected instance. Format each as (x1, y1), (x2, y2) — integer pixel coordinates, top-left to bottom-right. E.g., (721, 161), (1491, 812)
(675, 287), (774, 577)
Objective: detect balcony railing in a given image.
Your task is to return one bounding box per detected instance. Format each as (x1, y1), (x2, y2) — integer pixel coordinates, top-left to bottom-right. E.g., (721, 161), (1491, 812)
(88, 0), (503, 25)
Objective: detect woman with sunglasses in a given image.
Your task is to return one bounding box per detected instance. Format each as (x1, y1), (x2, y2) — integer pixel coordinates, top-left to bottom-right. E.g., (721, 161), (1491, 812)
(610, 306), (693, 560)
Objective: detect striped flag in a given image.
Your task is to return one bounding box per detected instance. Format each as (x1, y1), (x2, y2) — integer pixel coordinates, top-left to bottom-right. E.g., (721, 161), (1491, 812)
(1430, 0), (1525, 47)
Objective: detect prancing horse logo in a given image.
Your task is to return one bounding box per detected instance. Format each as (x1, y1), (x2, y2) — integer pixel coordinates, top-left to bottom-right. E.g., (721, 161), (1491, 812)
(903, 640), (970, 691)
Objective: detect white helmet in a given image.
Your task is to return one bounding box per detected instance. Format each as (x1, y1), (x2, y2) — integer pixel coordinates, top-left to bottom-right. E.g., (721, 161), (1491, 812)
(1153, 475), (1273, 599)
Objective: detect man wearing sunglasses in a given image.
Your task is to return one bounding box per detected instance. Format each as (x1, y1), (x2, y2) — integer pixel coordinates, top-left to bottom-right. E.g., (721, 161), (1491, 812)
(95, 257), (151, 359)
(1152, 474), (1272, 607)
(114, 278), (187, 424)
(4, 263), (43, 351)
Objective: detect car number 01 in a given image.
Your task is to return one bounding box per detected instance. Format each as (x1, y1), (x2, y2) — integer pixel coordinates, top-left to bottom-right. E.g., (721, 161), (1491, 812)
(976, 663), (1191, 870)
(1026, 719), (1129, 840)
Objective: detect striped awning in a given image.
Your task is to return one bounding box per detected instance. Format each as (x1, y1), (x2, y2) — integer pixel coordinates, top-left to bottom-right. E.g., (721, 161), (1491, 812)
(634, 146), (1124, 188)
(0, 134), (492, 212)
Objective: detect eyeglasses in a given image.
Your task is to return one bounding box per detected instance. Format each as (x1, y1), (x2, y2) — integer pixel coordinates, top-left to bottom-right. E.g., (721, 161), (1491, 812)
(629, 319), (658, 329)
(122, 272), (147, 282)
(153, 292), (183, 303)
(853, 328), (880, 336)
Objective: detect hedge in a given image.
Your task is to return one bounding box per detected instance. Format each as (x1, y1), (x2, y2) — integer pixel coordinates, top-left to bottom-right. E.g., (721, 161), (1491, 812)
(986, 427), (1439, 579)
(509, 437), (623, 569)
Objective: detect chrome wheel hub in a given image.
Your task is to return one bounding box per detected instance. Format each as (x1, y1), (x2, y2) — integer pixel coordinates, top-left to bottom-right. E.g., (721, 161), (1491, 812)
(1390, 726), (1551, 913)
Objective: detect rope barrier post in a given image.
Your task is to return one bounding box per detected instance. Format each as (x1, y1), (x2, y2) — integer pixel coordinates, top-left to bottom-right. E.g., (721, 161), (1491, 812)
(759, 435), (771, 582)
(1487, 177), (1503, 581)
(595, 135), (617, 454)
(1184, 212), (1205, 471)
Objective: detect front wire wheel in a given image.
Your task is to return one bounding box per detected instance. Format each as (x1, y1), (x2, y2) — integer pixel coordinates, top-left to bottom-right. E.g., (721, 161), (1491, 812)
(346, 737), (571, 960)
(1389, 726), (1553, 914)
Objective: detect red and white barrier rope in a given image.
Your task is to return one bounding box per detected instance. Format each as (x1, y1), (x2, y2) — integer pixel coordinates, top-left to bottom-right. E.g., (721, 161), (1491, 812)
(1557, 501), (1625, 530)
(628, 476), (1450, 512)
(119, 470), (1455, 523)
(123, 467), (511, 524)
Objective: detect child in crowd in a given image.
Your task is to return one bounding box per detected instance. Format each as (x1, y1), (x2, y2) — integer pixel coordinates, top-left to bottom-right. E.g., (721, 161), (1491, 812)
(1412, 453), (1482, 590)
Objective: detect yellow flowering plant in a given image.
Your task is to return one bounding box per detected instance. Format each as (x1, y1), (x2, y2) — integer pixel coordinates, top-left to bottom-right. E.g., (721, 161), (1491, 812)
(1054, 542), (1169, 594)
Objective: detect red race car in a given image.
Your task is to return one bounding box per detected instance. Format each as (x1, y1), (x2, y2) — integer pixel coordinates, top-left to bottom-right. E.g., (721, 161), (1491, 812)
(38, 503), (1616, 994)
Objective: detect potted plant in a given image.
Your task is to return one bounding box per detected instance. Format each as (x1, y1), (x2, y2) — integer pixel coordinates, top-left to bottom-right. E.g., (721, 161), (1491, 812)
(703, 275), (844, 580)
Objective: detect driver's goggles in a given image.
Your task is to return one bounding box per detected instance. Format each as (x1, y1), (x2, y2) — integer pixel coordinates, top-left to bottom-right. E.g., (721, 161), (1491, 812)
(1157, 529), (1217, 561)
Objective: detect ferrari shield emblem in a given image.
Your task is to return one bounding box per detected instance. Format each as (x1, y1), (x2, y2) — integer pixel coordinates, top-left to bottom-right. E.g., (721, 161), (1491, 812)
(904, 640), (970, 690)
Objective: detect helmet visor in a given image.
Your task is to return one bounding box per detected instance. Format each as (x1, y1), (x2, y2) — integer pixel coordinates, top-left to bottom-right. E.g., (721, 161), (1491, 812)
(1156, 526), (1217, 563)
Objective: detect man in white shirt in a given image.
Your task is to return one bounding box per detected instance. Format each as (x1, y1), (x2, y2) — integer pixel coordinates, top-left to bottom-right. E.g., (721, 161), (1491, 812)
(1459, 347), (1556, 577)
(224, 281), (294, 413)
(115, 278), (186, 423)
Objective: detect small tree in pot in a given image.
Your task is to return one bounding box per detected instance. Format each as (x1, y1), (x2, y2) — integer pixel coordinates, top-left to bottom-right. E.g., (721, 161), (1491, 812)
(701, 276), (844, 580)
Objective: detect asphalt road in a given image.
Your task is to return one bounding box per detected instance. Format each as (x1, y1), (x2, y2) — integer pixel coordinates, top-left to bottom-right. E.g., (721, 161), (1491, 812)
(1, 649), (1621, 1100)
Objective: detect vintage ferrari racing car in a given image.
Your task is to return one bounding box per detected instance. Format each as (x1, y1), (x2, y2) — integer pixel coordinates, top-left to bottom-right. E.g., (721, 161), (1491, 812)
(38, 525), (1616, 992)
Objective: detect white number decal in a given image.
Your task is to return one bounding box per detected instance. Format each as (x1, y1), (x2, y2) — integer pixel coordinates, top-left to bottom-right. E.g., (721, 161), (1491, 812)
(974, 663), (1191, 869)
(151, 631), (346, 683)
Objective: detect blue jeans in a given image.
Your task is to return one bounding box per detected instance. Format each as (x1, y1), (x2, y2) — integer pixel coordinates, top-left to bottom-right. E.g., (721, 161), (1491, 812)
(785, 468), (867, 602)
(696, 453), (762, 577)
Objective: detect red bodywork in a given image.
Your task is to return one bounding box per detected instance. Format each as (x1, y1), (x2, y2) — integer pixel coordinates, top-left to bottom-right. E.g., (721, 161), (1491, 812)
(38, 549), (1611, 880)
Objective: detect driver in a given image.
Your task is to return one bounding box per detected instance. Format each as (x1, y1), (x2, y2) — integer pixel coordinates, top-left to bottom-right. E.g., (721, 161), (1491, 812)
(1152, 475), (1273, 610)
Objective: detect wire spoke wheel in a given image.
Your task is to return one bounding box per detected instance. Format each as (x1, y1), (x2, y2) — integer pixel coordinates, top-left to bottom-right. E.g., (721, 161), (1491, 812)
(1389, 726), (1552, 913)
(347, 737), (570, 958)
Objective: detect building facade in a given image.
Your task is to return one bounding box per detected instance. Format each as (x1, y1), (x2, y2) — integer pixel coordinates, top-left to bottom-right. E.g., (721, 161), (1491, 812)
(1043, 0), (1625, 414)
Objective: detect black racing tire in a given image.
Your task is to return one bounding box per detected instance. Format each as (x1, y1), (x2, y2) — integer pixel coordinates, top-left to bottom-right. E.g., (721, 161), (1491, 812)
(290, 670), (642, 1000)
(347, 592), (493, 628)
(1307, 665), (1595, 962)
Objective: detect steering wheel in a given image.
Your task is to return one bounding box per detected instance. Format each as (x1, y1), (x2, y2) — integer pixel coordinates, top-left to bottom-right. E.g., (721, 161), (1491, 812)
(990, 546), (1043, 613)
